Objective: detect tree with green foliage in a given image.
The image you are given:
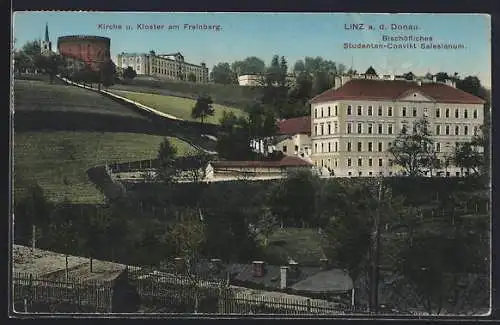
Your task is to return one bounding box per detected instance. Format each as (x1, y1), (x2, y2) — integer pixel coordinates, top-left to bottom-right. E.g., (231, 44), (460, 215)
(283, 72), (313, 118)
(388, 118), (435, 176)
(100, 60), (117, 89)
(14, 183), (52, 250)
(247, 102), (278, 155)
(182, 152), (212, 183)
(231, 56), (266, 75)
(267, 170), (318, 228)
(293, 57), (337, 75)
(134, 217), (173, 266)
(201, 185), (261, 261)
(14, 40), (42, 74)
(156, 138), (178, 182)
(258, 55), (291, 117)
(191, 94), (215, 131)
(435, 72), (449, 82)
(312, 70), (332, 95)
(210, 62), (236, 84)
(346, 68), (358, 76)
(216, 111), (254, 160)
(320, 181), (394, 289)
(455, 76), (482, 98)
(35, 53), (65, 83)
(293, 60), (306, 74)
(453, 142), (483, 176)
(166, 207), (233, 313)
(290, 57), (339, 98)
(169, 208), (206, 258)
(256, 207), (279, 247)
(279, 56), (288, 87)
(14, 50), (31, 74)
(122, 66), (137, 80)
(394, 223), (488, 315)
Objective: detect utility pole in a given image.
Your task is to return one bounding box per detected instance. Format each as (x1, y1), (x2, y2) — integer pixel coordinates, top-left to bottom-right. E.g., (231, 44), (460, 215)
(370, 177), (383, 314)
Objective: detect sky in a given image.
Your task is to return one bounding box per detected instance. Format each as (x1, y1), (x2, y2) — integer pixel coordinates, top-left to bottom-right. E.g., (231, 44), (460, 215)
(13, 12), (491, 87)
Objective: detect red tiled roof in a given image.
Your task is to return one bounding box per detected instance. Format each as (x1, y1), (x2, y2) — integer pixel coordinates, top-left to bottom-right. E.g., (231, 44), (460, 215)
(211, 156), (313, 168)
(310, 79), (486, 104)
(278, 116), (311, 135)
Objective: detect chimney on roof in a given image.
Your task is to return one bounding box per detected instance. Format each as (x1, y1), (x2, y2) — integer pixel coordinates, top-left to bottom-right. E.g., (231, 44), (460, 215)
(320, 258), (330, 271)
(445, 79), (456, 88)
(334, 75), (342, 90)
(288, 260), (300, 277)
(252, 261), (265, 277)
(280, 266), (288, 289)
(174, 257), (185, 274)
(334, 75), (352, 90)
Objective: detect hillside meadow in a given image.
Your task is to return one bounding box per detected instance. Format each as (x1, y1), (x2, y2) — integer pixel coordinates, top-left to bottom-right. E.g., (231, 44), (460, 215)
(109, 89), (247, 124)
(14, 131), (195, 204)
(111, 78), (263, 109)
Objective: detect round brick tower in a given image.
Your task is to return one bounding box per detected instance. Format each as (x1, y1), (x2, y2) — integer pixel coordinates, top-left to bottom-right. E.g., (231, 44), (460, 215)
(57, 35), (111, 71)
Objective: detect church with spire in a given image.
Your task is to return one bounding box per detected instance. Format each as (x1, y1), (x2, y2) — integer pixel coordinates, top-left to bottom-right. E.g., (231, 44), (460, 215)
(40, 23), (52, 56)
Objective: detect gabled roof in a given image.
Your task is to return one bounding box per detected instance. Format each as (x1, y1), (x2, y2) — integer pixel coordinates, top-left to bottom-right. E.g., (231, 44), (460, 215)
(396, 88), (435, 101)
(291, 269), (353, 293)
(310, 79), (486, 105)
(277, 116), (311, 135)
(210, 156), (313, 169)
(227, 263), (321, 289)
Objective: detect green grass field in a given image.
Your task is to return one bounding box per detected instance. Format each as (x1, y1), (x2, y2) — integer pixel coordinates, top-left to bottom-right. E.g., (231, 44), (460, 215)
(110, 78), (263, 110)
(14, 131), (196, 204)
(14, 80), (146, 119)
(263, 228), (326, 266)
(109, 90), (247, 124)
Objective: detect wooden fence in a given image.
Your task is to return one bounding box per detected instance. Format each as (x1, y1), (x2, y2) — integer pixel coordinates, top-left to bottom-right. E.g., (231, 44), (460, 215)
(218, 292), (359, 315)
(12, 270), (365, 314)
(127, 269), (363, 314)
(12, 273), (113, 313)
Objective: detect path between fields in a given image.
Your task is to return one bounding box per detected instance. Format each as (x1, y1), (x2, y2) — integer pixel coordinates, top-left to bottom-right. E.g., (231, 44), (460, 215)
(58, 76), (181, 120)
(56, 76), (218, 155)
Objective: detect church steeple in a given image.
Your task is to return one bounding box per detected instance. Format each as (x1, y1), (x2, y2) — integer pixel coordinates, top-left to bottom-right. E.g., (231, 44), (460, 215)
(44, 23), (49, 42)
(40, 23), (52, 56)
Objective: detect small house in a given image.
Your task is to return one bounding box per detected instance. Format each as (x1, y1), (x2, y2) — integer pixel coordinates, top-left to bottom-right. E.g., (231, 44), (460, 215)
(206, 156), (314, 181)
(12, 245), (140, 313)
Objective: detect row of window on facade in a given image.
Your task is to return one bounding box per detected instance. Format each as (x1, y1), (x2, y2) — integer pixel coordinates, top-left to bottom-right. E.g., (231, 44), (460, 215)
(152, 68), (182, 76)
(314, 121), (480, 137)
(317, 166), (463, 178)
(318, 157), (462, 175)
(152, 59), (205, 72)
(122, 57), (143, 64)
(315, 141), (387, 153)
(318, 157), (390, 168)
(314, 140), (467, 154)
(314, 105), (479, 119)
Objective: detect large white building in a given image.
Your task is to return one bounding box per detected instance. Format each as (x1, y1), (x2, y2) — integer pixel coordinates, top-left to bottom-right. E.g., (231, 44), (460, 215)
(116, 51), (209, 83)
(309, 74), (485, 177)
